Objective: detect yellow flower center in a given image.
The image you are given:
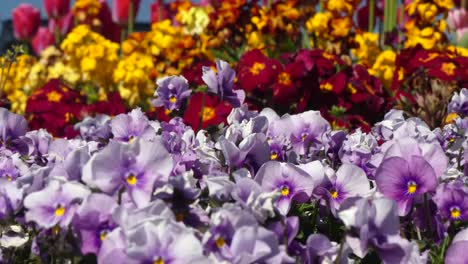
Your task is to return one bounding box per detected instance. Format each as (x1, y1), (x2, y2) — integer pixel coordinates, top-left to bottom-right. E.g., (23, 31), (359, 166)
(301, 133), (308, 142)
(164, 109), (172, 115)
(441, 62), (456, 76)
(100, 230), (108, 241)
(270, 151), (278, 160)
(320, 83), (333, 92)
(450, 207), (461, 219)
(407, 181), (417, 194)
(281, 186), (289, 197)
(47, 91), (62, 102)
(153, 258), (164, 264)
(65, 112), (74, 123)
(55, 205), (65, 217)
(169, 95), (177, 103)
(6, 174), (12, 181)
(445, 112), (459, 124)
(176, 213), (184, 222)
(330, 190), (338, 199)
(250, 62), (265, 75)
(202, 106), (216, 122)
(215, 237), (225, 248)
(278, 72), (291, 86)
(126, 174), (137, 186)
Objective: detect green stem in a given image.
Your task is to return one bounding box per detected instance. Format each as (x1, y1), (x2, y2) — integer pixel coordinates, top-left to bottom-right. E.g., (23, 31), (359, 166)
(462, 0), (466, 10)
(128, 1), (134, 35)
(198, 92), (206, 131)
(368, 0), (375, 32)
(120, 28), (127, 56)
(54, 18), (61, 46)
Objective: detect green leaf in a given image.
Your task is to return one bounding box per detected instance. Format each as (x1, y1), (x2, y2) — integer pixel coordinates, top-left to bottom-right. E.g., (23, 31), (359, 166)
(300, 27), (311, 49)
(330, 105), (347, 118)
(457, 32), (468, 48)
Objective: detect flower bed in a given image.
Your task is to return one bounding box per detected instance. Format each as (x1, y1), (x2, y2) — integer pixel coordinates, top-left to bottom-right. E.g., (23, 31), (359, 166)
(0, 0), (467, 263)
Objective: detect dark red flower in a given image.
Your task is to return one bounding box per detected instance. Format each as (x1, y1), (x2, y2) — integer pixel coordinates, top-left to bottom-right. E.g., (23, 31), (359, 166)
(183, 93), (232, 131)
(26, 79), (85, 137)
(150, 0), (170, 23)
(48, 11), (74, 36)
(43, 0), (70, 18)
(272, 61), (305, 105)
(112, 0), (141, 24)
(86, 92), (127, 116)
(319, 71), (347, 95)
(32, 27), (55, 55)
(238, 49), (281, 92)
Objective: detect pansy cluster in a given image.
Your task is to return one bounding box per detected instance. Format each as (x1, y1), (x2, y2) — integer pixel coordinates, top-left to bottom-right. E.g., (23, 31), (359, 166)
(0, 61), (466, 263)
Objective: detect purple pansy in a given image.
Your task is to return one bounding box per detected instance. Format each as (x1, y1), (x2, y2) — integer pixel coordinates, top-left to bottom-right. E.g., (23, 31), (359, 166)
(375, 137), (447, 215)
(153, 75), (192, 111)
(445, 228), (468, 264)
(448, 88), (468, 116)
(110, 108), (158, 142)
(317, 163), (371, 212)
(74, 114), (112, 141)
(82, 138), (173, 207)
(255, 161), (317, 215)
(433, 180), (468, 221)
(73, 193), (118, 255)
(202, 59), (245, 107)
(23, 180), (90, 228)
(125, 220), (208, 263)
(0, 108), (28, 143)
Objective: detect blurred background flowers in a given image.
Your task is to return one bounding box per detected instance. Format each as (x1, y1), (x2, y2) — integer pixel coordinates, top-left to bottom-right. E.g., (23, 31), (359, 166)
(0, 0), (467, 137)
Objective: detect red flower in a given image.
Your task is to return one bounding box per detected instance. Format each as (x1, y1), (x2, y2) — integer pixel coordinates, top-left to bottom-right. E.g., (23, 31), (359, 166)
(319, 71), (347, 95)
(26, 79), (85, 137)
(272, 62), (304, 105)
(43, 0), (70, 18)
(112, 0), (141, 24)
(48, 11), (74, 36)
(150, 0), (170, 23)
(183, 93), (232, 131)
(32, 27), (55, 55)
(293, 49), (342, 78)
(12, 4), (41, 41)
(238, 49), (281, 92)
(86, 92), (127, 116)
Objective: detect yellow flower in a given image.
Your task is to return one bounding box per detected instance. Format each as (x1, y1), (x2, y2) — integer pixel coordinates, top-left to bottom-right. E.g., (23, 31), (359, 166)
(0, 55), (37, 113)
(434, 0), (454, 9)
(351, 32), (381, 66)
(326, 0), (358, 15)
(448, 46), (468, 56)
(330, 17), (352, 38)
(246, 31), (265, 50)
(180, 7), (210, 35)
(61, 25), (119, 89)
(113, 52), (155, 107)
(306, 12), (332, 37)
(417, 3), (438, 23)
(369, 50), (396, 88)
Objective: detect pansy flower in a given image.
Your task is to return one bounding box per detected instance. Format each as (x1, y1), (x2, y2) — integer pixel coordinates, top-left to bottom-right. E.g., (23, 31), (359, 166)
(73, 193), (118, 255)
(24, 180), (90, 229)
(110, 108), (157, 142)
(433, 180), (468, 221)
(202, 59), (245, 107)
(255, 161), (317, 215)
(82, 138), (173, 207)
(152, 75), (191, 111)
(375, 137), (447, 215)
